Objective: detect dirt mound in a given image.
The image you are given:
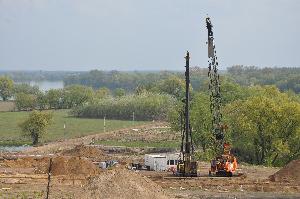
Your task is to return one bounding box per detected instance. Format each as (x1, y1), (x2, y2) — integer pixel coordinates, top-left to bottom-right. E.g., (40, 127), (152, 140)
(269, 159), (300, 184)
(2, 156), (100, 176)
(61, 145), (106, 159)
(3, 157), (50, 174)
(51, 156), (100, 176)
(83, 168), (169, 199)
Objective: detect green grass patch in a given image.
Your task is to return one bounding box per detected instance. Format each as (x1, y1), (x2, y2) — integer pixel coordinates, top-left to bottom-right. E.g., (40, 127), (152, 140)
(0, 110), (147, 146)
(0, 140), (31, 146)
(95, 140), (179, 148)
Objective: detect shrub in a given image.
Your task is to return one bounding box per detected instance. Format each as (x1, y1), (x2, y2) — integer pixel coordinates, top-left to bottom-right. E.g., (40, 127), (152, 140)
(72, 93), (175, 121)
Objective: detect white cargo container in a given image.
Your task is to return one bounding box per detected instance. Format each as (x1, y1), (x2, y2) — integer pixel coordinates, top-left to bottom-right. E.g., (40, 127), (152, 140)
(144, 154), (166, 171)
(144, 153), (181, 171)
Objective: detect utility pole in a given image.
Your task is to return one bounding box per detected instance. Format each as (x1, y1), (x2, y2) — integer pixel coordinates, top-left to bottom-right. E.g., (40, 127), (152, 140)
(63, 121), (66, 139)
(132, 112), (135, 125)
(104, 116), (106, 133)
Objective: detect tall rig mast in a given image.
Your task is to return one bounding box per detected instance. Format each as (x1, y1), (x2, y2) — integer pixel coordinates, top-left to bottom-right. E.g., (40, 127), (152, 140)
(184, 51), (193, 159)
(176, 51), (198, 177)
(206, 17), (238, 177)
(206, 17), (224, 155)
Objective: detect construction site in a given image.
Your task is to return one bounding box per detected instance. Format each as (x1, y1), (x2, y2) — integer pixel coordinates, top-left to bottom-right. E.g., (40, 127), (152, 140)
(1, 1), (300, 198)
(0, 18), (299, 199)
(0, 123), (299, 198)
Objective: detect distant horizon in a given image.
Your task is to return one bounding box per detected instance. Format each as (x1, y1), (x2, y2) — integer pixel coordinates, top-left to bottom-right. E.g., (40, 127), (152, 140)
(1, 65), (300, 72)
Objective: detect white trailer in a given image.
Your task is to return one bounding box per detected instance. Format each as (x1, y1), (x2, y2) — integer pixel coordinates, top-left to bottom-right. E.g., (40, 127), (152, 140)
(144, 153), (181, 171)
(144, 154), (166, 171)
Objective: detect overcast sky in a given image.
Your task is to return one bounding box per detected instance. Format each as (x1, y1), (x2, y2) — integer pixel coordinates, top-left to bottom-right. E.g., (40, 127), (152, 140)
(0, 0), (299, 71)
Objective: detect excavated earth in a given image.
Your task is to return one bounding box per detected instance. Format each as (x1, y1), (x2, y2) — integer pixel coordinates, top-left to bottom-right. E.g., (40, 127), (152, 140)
(1, 156), (100, 176)
(269, 159), (300, 185)
(0, 123), (299, 198)
(83, 168), (168, 199)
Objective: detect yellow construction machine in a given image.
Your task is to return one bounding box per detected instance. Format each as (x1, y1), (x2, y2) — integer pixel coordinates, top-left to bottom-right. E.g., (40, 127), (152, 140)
(176, 51), (198, 177)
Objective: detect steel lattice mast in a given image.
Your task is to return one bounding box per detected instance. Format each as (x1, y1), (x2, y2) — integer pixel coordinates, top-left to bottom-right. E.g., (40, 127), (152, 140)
(177, 51), (198, 177)
(206, 17), (224, 155)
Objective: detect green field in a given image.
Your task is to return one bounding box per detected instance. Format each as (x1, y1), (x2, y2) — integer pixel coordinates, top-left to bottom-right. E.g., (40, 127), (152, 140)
(95, 140), (179, 149)
(0, 110), (147, 146)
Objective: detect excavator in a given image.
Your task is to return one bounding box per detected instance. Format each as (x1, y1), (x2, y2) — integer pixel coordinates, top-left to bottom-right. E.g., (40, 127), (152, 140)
(206, 17), (238, 177)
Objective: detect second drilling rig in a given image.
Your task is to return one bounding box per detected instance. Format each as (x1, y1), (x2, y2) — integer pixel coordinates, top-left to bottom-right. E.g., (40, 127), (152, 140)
(206, 17), (238, 177)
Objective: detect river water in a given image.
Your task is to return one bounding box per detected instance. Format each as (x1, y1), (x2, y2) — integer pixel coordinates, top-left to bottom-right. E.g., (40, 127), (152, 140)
(0, 145), (32, 152)
(18, 81), (64, 92)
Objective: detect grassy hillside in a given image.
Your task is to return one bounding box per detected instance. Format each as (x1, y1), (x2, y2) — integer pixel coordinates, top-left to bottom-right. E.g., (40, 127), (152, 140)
(0, 110), (147, 146)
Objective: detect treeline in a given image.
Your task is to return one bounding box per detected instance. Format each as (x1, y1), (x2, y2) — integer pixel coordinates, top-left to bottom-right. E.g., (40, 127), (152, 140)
(3, 66), (300, 93)
(0, 70), (82, 82)
(63, 69), (209, 92)
(72, 93), (175, 121)
(228, 65), (300, 93)
(0, 75), (178, 121)
(14, 85), (96, 111)
(63, 67), (300, 93)
(0, 76), (100, 110)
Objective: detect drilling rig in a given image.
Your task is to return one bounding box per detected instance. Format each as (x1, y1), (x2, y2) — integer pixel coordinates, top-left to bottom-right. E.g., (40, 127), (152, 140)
(176, 51), (198, 177)
(206, 17), (238, 177)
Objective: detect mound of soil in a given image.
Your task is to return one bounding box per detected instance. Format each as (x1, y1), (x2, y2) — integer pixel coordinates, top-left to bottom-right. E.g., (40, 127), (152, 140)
(83, 168), (169, 199)
(2, 156), (100, 176)
(269, 159), (300, 184)
(3, 157), (50, 174)
(51, 156), (100, 176)
(61, 145), (106, 159)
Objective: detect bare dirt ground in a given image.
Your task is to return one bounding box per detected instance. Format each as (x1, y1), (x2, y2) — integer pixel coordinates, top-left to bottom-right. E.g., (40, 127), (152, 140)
(0, 101), (15, 112)
(0, 122), (300, 198)
(141, 163), (300, 199)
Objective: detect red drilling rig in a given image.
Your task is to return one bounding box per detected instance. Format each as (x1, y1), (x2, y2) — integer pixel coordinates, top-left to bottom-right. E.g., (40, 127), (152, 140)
(206, 17), (238, 177)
